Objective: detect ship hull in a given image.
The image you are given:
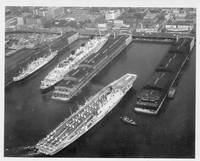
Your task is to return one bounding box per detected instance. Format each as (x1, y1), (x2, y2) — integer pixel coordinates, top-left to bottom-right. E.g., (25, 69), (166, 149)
(39, 79), (62, 92)
(46, 94), (123, 156)
(13, 54), (58, 82)
(40, 35), (109, 90)
(51, 35), (132, 101)
(36, 73), (137, 155)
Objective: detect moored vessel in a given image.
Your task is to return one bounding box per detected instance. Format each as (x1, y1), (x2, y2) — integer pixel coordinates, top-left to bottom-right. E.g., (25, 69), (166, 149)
(13, 49), (58, 82)
(51, 34), (133, 101)
(35, 73), (137, 155)
(40, 34), (109, 90)
(120, 116), (137, 126)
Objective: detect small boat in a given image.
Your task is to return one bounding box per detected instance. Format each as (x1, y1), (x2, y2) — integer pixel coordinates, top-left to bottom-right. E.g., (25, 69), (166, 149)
(120, 116), (137, 126)
(168, 87), (176, 99)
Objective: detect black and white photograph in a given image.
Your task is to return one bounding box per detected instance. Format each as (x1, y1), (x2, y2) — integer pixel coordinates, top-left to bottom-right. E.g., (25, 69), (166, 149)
(3, 0), (198, 159)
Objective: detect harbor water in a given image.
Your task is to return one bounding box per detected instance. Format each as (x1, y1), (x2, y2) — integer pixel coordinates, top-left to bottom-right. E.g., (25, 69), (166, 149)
(4, 41), (195, 157)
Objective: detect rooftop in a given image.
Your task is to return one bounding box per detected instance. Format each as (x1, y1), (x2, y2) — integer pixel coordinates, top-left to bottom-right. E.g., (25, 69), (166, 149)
(145, 71), (174, 90)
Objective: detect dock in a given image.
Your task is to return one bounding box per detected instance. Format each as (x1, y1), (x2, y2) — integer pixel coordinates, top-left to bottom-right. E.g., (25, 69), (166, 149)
(52, 35), (131, 101)
(5, 32), (78, 87)
(134, 36), (195, 115)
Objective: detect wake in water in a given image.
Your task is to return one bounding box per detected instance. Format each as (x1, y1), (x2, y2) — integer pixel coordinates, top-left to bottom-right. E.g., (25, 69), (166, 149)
(5, 145), (43, 157)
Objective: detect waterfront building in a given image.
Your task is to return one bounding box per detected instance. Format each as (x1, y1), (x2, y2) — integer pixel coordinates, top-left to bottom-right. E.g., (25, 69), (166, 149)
(165, 21), (194, 33)
(136, 23), (160, 33)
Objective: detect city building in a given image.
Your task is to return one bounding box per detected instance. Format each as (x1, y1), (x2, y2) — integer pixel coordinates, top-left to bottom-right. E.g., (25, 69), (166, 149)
(16, 17), (24, 25)
(165, 21), (194, 33)
(5, 17), (25, 29)
(175, 12), (187, 21)
(171, 8), (180, 16)
(69, 7), (90, 15)
(47, 7), (65, 20)
(85, 23), (98, 31)
(112, 19), (130, 31)
(105, 10), (121, 20)
(98, 23), (108, 31)
(143, 10), (158, 24)
(165, 13), (174, 21)
(136, 23), (160, 33)
(5, 17), (18, 28)
(24, 16), (42, 26)
(114, 20), (124, 27)
(33, 8), (49, 17)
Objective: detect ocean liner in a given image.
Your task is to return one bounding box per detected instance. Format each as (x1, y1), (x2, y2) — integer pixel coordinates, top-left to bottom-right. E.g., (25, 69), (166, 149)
(40, 34), (109, 90)
(13, 49), (58, 82)
(51, 34), (133, 102)
(35, 73), (137, 155)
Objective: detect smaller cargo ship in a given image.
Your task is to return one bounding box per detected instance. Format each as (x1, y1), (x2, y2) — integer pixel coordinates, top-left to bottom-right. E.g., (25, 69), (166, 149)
(13, 49), (58, 82)
(120, 116), (137, 126)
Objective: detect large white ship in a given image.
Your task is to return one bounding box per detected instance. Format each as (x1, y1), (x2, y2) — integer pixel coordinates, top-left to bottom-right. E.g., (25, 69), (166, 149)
(35, 73), (137, 155)
(13, 49), (58, 82)
(40, 34), (109, 90)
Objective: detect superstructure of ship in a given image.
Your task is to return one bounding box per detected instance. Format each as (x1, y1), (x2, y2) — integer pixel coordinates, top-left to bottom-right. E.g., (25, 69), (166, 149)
(51, 34), (133, 101)
(35, 73), (137, 155)
(120, 116), (137, 126)
(40, 34), (109, 90)
(13, 49), (58, 82)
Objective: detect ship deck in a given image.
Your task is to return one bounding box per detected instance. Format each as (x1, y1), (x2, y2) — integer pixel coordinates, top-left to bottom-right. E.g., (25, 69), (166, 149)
(37, 73), (135, 155)
(37, 82), (110, 154)
(52, 35), (129, 100)
(5, 31), (77, 86)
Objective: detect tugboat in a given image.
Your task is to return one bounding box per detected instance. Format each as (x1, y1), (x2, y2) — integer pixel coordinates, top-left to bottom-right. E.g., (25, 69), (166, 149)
(168, 87), (176, 99)
(120, 116), (137, 126)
